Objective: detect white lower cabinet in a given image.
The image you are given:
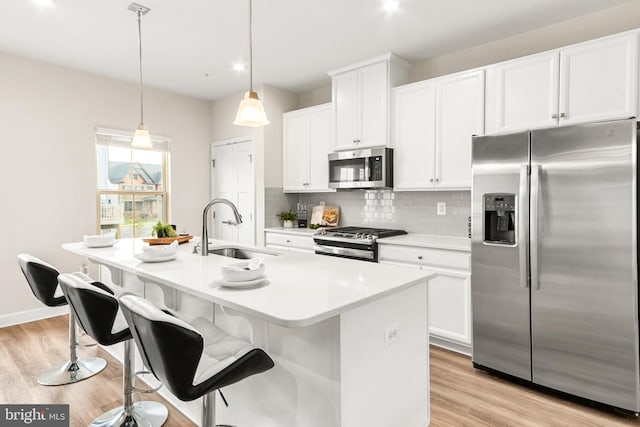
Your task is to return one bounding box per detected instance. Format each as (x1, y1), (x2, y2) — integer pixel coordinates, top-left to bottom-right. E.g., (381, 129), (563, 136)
(265, 230), (315, 253)
(379, 243), (471, 355)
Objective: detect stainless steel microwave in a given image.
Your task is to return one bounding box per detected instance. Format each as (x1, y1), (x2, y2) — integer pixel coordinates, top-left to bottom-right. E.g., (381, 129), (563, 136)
(328, 147), (393, 189)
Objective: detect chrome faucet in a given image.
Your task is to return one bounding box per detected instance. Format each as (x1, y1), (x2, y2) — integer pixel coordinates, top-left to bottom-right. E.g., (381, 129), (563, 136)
(200, 198), (243, 256)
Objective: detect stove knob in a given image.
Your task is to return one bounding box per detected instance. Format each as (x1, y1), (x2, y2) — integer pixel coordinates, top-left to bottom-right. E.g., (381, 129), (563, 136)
(355, 233), (362, 239)
(368, 235), (375, 240)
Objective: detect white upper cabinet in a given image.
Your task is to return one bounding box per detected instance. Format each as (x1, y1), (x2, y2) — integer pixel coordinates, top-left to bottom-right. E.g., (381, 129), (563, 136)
(329, 54), (409, 151)
(394, 80), (437, 189)
(486, 30), (639, 134)
(485, 51), (559, 134)
(333, 71), (360, 149)
(435, 70), (485, 188)
(282, 103), (335, 193)
(559, 31), (638, 126)
(393, 69), (484, 191)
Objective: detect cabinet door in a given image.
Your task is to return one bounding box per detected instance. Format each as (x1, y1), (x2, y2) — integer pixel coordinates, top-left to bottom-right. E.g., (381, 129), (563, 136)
(334, 71), (360, 148)
(428, 271), (471, 345)
(359, 61), (388, 148)
(435, 69), (485, 189)
(485, 51), (559, 134)
(282, 111), (309, 192)
(393, 81), (436, 190)
(307, 105), (334, 192)
(559, 31), (638, 126)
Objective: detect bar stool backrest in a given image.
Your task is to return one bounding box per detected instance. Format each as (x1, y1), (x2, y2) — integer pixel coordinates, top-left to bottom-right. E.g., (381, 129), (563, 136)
(17, 254), (66, 307)
(57, 274), (130, 346)
(119, 294), (204, 401)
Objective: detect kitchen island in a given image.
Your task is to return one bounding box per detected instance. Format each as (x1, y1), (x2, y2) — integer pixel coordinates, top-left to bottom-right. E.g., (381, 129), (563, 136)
(63, 238), (434, 427)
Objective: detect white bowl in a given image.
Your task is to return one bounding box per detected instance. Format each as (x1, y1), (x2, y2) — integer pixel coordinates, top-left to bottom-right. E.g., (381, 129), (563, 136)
(142, 240), (179, 257)
(84, 233), (116, 247)
(220, 261), (266, 282)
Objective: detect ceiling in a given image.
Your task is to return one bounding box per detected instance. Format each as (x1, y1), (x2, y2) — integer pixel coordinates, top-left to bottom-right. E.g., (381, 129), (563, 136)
(0, 0), (631, 100)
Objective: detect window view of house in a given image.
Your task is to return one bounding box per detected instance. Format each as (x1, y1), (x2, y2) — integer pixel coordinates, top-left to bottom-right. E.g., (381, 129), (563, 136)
(96, 136), (168, 238)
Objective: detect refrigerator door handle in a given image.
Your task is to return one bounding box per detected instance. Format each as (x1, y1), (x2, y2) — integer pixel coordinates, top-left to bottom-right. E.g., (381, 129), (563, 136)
(519, 164), (529, 288)
(531, 164), (541, 290)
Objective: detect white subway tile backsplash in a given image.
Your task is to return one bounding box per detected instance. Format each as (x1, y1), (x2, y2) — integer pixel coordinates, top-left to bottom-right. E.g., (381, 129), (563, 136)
(295, 189), (470, 237)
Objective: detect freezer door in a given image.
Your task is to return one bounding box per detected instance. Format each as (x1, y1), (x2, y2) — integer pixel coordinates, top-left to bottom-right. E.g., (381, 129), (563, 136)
(531, 119), (640, 411)
(471, 131), (531, 380)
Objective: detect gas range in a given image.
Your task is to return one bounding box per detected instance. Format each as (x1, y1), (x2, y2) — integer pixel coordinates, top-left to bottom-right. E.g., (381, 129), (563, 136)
(313, 226), (407, 262)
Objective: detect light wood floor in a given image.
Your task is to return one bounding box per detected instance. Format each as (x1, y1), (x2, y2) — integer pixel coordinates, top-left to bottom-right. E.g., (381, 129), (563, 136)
(1, 315), (639, 426)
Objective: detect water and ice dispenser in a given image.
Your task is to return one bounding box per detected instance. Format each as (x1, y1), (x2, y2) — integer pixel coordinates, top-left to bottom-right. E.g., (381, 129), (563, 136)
(483, 194), (516, 245)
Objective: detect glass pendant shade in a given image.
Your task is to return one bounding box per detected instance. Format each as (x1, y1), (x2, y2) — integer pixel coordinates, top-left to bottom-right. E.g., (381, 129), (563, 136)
(132, 124), (153, 149)
(234, 91), (270, 127)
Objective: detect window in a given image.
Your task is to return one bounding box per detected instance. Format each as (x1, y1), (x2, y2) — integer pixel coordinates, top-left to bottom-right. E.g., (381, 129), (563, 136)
(96, 128), (170, 238)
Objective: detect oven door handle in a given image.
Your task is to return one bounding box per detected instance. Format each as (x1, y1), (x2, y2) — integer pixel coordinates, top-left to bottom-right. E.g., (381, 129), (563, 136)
(314, 244), (375, 260)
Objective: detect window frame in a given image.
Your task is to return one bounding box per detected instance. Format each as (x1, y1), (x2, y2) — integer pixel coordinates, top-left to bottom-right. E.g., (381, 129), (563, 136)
(95, 127), (171, 238)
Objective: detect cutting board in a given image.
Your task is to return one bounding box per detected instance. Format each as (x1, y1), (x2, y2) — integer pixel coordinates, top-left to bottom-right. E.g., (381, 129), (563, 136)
(310, 206), (340, 227)
(143, 235), (193, 245)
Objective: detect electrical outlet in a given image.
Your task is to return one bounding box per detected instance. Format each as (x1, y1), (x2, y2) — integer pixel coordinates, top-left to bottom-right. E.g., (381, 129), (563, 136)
(384, 322), (399, 346)
(319, 201), (325, 206)
(437, 202), (446, 215)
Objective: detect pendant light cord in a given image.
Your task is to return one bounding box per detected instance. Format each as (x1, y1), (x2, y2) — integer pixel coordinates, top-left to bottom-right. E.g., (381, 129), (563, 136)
(137, 10), (144, 126)
(249, 0), (253, 93)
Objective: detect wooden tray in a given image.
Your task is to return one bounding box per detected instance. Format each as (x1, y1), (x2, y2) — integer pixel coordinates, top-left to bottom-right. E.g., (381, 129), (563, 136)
(143, 235), (193, 245)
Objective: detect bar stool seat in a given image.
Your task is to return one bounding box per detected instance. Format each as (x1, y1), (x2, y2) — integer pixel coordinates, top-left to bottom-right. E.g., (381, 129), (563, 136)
(58, 273), (168, 427)
(119, 294), (274, 427)
(17, 254), (107, 386)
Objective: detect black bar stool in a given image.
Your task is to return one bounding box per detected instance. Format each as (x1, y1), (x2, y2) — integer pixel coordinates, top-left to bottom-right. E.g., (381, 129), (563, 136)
(119, 294), (274, 427)
(58, 273), (168, 427)
(17, 254), (107, 386)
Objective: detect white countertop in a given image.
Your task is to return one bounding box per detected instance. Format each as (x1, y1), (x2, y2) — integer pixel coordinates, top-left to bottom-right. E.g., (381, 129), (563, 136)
(63, 238), (433, 328)
(264, 227), (317, 236)
(378, 234), (471, 252)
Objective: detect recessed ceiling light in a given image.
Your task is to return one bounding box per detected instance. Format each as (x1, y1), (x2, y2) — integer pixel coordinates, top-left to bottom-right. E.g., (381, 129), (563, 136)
(233, 63), (246, 72)
(382, 1), (400, 13)
(31, 0), (56, 8)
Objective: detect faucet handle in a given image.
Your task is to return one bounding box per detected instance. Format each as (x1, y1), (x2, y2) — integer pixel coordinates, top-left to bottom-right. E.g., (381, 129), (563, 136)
(192, 242), (201, 254)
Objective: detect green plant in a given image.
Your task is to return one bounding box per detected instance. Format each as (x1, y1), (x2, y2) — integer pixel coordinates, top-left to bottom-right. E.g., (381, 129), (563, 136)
(277, 210), (297, 221)
(152, 221), (177, 238)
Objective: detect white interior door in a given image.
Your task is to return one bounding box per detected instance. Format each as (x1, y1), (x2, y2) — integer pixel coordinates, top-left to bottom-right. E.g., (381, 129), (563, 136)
(211, 139), (255, 244)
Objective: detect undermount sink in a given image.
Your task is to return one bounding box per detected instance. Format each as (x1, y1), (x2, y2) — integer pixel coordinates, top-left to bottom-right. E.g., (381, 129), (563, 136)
(207, 246), (279, 259)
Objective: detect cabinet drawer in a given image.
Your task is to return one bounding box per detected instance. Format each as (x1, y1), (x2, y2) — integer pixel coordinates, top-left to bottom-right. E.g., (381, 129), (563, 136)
(265, 232), (314, 250)
(378, 244), (470, 270)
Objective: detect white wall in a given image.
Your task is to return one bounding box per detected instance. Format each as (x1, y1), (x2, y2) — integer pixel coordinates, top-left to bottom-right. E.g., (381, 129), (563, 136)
(0, 51), (211, 319)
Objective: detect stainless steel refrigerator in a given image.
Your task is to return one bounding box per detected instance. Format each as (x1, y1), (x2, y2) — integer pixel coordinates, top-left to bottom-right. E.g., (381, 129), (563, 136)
(471, 118), (640, 412)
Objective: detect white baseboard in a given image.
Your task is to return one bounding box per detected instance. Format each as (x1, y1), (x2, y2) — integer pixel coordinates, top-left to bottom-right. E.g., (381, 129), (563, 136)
(430, 335), (472, 357)
(0, 306), (69, 329)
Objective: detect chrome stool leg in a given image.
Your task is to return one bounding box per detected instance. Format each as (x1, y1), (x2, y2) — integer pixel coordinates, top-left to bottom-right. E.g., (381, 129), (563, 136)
(37, 312), (107, 386)
(90, 340), (168, 427)
(202, 391), (235, 427)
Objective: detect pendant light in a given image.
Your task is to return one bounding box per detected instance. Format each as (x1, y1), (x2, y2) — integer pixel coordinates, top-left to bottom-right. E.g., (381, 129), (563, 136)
(128, 3), (153, 149)
(234, 0), (269, 127)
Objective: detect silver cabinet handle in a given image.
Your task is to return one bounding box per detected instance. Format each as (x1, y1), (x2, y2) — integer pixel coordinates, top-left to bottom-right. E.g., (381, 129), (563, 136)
(518, 164), (529, 288)
(286, 239), (291, 243)
(560, 112), (566, 118)
(222, 220), (237, 225)
(551, 113), (558, 119)
(429, 178), (434, 183)
(417, 255), (423, 260)
(434, 178), (440, 183)
(531, 164), (541, 290)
